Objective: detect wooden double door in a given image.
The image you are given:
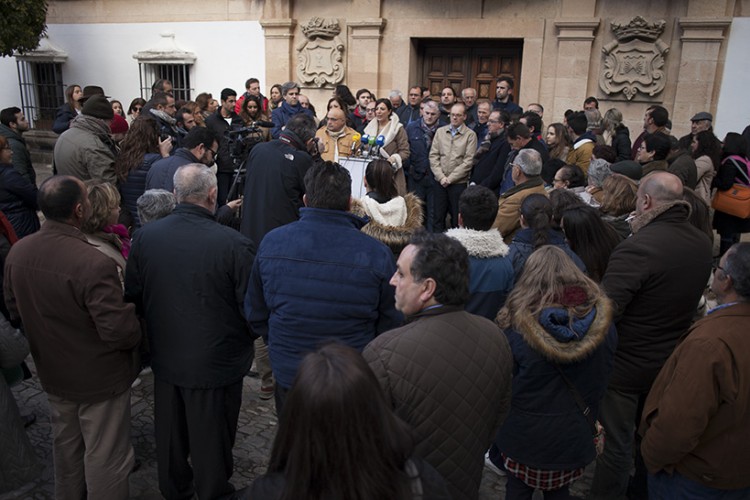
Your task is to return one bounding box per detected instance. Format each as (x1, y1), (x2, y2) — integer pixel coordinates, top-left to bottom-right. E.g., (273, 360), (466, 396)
(418, 39), (524, 103)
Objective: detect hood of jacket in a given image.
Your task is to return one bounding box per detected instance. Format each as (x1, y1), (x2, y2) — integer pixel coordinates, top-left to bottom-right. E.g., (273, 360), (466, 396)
(0, 123), (24, 144)
(445, 227), (509, 258)
(514, 295), (613, 363)
(350, 193), (424, 253)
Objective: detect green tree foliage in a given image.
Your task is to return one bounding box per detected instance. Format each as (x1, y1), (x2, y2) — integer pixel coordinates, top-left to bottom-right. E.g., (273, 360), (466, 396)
(0, 0), (48, 57)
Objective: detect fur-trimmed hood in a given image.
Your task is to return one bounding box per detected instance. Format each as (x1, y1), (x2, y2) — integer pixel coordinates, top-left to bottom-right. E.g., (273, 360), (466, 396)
(514, 295), (613, 363)
(351, 192), (424, 254)
(445, 227), (509, 258)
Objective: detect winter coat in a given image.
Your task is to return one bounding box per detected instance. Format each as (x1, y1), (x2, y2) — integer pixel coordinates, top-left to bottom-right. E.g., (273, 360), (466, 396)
(429, 124), (478, 185)
(508, 228), (586, 279)
(611, 125), (632, 162)
(51, 104), (77, 135)
(246, 207), (402, 389)
(667, 151), (698, 189)
(0, 124), (35, 185)
(495, 297), (617, 469)
(712, 155), (750, 234)
(145, 147), (200, 192)
(4, 220), (141, 403)
(315, 125), (359, 162)
(492, 177), (547, 243)
(365, 115), (411, 195)
(363, 306), (513, 500)
(694, 155), (716, 206)
(404, 120), (437, 182)
(567, 132), (596, 175)
(351, 192), (424, 256)
(120, 152), (162, 229)
(397, 103), (422, 127)
(445, 227), (514, 320)
(0, 316), (39, 495)
(125, 203), (256, 389)
(470, 132), (511, 185)
(53, 114), (118, 184)
(492, 100), (523, 116)
(270, 101), (314, 140)
(601, 202), (713, 394)
(641, 302), (750, 490)
(239, 138), (314, 246)
(0, 164), (40, 238)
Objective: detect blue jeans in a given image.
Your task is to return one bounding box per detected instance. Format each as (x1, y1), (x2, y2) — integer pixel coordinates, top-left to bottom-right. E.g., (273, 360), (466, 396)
(649, 471), (750, 499)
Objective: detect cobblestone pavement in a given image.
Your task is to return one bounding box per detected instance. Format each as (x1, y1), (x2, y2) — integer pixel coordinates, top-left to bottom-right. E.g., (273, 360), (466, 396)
(2, 357), (596, 499)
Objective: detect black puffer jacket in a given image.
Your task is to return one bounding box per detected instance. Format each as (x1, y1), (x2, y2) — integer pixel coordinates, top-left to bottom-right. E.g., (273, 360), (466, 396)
(612, 125), (632, 162)
(0, 164), (39, 238)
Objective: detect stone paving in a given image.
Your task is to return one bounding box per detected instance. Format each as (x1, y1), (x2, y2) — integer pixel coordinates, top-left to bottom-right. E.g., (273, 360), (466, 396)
(2, 358), (596, 499)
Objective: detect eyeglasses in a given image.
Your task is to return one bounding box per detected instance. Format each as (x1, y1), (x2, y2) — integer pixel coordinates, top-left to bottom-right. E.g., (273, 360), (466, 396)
(488, 119), (501, 124)
(207, 147), (217, 156)
(134, 107), (142, 112)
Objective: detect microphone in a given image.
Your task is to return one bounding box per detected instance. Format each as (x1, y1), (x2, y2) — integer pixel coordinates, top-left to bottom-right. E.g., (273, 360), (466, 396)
(252, 120), (275, 128)
(351, 133), (361, 156)
(360, 134), (370, 156)
(374, 135), (385, 156)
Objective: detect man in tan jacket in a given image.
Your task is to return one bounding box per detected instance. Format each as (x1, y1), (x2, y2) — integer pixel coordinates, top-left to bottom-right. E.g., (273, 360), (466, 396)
(429, 102), (477, 231)
(315, 107), (358, 163)
(492, 148), (547, 243)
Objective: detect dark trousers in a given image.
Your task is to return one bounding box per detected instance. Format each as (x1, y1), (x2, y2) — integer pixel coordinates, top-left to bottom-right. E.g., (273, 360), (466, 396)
(274, 384), (290, 416)
(505, 473), (574, 499)
(408, 174), (436, 232)
(154, 379), (242, 500)
(433, 182), (467, 232)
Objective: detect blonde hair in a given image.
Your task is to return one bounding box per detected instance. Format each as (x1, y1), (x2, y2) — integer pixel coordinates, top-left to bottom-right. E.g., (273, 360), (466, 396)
(496, 246), (604, 330)
(82, 182), (120, 233)
(599, 173), (637, 216)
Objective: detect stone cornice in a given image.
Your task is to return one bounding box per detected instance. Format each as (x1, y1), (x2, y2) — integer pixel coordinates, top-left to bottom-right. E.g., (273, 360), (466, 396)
(261, 19), (297, 39)
(348, 19), (387, 40)
(554, 19), (600, 41)
(679, 18), (732, 42)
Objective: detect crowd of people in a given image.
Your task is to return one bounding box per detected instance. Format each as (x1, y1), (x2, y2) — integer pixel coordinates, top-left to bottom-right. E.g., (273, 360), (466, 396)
(1, 73), (750, 500)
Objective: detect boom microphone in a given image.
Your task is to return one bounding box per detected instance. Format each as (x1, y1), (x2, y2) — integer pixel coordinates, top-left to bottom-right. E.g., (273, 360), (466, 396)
(252, 120), (275, 128)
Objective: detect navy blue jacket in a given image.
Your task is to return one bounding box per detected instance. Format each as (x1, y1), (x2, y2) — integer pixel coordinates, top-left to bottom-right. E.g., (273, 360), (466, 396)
(245, 207), (402, 389)
(492, 100), (523, 116)
(52, 104), (77, 135)
(125, 203), (256, 388)
(146, 148), (200, 192)
(120, 153), (161, 229)
(405, 120), (437, 182)
(494, 300), (617, 469)
(0, 163), (40, 238)
(471, 133), (511, 185)
(270, 101), (314, 139)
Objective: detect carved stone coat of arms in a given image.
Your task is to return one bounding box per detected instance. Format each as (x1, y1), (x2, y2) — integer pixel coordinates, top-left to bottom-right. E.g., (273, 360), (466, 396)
(297, 18), (345, 87)
(599, 17), (670, 100)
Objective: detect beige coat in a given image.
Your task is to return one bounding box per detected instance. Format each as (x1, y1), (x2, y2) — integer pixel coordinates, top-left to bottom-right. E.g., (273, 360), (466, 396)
(429, 124), (478, 184)
(315, 125), (359, 163)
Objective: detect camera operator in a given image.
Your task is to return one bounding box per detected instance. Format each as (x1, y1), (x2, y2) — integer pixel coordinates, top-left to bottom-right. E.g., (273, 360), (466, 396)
(206, 88), (244, 204)
(240, 113), (321, 246)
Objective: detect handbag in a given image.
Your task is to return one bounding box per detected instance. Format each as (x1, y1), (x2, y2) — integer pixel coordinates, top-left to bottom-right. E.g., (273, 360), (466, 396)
(554, 364), (606, 456)
(712, 157), (750, 219)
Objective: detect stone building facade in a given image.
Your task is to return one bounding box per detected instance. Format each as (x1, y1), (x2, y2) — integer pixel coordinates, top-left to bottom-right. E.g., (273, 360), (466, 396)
(1, 0), (749, 140)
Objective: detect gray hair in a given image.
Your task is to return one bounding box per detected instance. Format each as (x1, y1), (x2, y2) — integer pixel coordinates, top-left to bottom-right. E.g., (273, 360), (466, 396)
(281, 81), (300, 96)
(588, 159), (612, 188)
(515, 149), (542, 177)
(422, 100), (439, 112)
(389, 89), (402, 99)
(137, 189), (176, 224)
(173, 164), (217, 203)
(461, 87), (477, 98)
(724, 242), (750, 300)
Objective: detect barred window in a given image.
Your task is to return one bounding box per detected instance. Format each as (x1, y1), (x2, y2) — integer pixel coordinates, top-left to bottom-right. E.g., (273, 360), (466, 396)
(139, 62), (192, 102)
(16, 60), (65, 130)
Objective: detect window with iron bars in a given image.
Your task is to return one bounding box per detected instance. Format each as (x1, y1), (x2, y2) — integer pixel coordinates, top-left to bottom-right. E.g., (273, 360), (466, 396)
(139, 63), (192, 102)
(17, 61), (65, 130)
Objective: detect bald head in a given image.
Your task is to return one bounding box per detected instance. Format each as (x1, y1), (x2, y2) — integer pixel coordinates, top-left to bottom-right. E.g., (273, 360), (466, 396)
(636, 171), (683, 215)
(174, 164), (218, 209)
(38, 175), (88, 225)
(326, 107), (346, 133)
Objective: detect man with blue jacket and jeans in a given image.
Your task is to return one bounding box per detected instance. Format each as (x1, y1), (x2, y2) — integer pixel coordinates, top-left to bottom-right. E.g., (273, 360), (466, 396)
(245, 161), (402, 413)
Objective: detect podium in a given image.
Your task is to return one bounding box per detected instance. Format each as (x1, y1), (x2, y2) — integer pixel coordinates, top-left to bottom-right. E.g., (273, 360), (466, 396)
(339, 156), (370, 198)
